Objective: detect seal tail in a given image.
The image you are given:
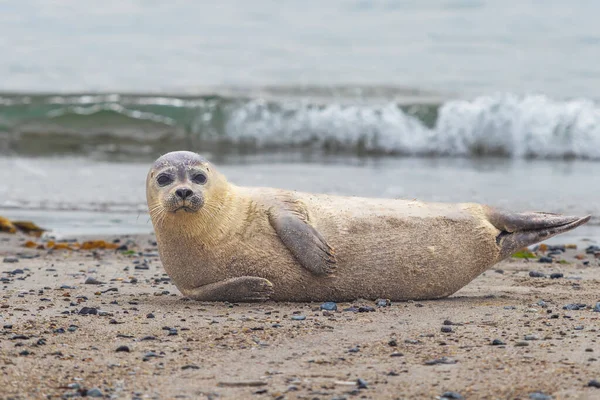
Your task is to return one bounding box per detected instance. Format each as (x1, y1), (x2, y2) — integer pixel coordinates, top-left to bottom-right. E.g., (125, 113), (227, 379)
(485, 207), (591, 259)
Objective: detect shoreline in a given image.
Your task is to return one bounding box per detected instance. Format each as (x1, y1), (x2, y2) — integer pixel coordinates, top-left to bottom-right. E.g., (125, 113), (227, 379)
(1, 232), (599, 399)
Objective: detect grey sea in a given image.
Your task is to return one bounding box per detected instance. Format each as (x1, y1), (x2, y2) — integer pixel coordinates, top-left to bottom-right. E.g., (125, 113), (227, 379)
(0, 0), (599, 243)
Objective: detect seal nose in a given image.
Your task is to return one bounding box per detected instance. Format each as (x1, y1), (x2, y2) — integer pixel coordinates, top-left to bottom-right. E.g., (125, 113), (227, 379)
(175, 187), (193, 200)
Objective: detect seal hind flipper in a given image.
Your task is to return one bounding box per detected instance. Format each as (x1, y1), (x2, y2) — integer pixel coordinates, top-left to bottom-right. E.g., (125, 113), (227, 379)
(487, 208), (591, 259)
(268, 206), (337, 276)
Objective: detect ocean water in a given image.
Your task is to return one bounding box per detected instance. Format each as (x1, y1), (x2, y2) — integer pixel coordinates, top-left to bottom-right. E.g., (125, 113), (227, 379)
(0, 1), (599, 241)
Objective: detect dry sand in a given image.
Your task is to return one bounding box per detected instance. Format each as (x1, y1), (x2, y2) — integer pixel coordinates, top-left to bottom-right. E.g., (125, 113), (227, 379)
(1, 232), (600, 400)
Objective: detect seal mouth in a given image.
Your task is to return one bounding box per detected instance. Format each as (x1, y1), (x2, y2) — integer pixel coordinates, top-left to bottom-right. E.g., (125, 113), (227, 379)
(172, 206), (196, 213)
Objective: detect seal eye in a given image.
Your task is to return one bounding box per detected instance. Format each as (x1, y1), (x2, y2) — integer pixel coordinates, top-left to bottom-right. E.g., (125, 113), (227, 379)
(157, 174), (173, 186)
(192, 173), (207, 185)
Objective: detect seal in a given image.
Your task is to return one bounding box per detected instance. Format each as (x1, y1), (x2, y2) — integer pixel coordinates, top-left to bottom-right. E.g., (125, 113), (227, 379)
(146, 151), (591, 302)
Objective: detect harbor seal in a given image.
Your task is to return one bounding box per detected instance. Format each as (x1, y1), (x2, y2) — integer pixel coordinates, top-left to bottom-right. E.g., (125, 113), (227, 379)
(146, 151), (591, 302)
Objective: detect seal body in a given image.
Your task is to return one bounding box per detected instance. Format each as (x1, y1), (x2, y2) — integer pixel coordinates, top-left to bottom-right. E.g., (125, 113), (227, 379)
(147, 151), (590, 302)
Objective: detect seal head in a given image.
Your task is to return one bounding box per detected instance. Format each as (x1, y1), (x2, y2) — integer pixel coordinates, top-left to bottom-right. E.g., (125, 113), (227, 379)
(147, 151), (210, 214)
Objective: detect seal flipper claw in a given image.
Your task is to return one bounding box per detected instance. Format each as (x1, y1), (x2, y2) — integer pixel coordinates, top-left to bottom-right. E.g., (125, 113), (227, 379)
(486, 207), (591, 259)
(269, 210), (337, 276)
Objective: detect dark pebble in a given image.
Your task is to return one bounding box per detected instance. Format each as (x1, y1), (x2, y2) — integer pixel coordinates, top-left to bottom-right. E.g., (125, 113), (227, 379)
(348, 346), (360, 353)
(492, 339), (506, 346)
(141, 336), (157, 341)
(424, 356), (456, 365)
(550, 273), (564, 279)
(116, 345), (130, 352)
(343, 306), (359, 312)
(19, 350), (31, 356)
(443, 320), (454, 325)
(441, 392), (464, 400)
(53, 328), (65, 334)
(182, 365), (200, 370)
(134, 264), (149, 270)
(538, 256), (553, 263)
(84, 277), (104, 285)
(515, 342), (529, 347)
(388, 339), (397, 347)
(356, 378), (368, 389)
(78, 307), (98, 315)
(585, 245), (600, 254)
(291, 315), (306, 321)
(563, 303), (586, 311)
(36, 338), (46, 346)
(146, 313), (155, 319)
(254, 389), (268, 394)
(529, 271), (546, 278)
(10, 334), (29, 340)
(441, 326), (453, 333)
(529, 393), (552, 400)
(390, 352), (404, 357)
(3, 257), (18, 263)
(3, 324), (13, 329)
(358, 306), (375, 313)
(593, 302), (600, 312)
(168, 328), (178, 336)
(320, 302), (337, 311)
(67, 325), (78, 332)
(588, 380), (600, 388)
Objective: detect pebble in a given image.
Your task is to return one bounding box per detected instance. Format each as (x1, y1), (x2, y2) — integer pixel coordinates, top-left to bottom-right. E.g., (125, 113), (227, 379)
(86, 388), (103, 398)
(291, 315), (306, 321)
(441, 392), (464, 400)
(348, 346), (360, 353)
(549, 273), (564, 279)
(168, 328), (178, 336)
(182, 365), (200, 370)
(593, 302), (600, 312)
(3, 324), (13, 329)
(84, 277), (104, 285)
(515, 342), (529, 347)
(388, 339), (397, 347)
(3, 257), (18, 263)
(588, 380), (600, 388)
(491, 339), (506, 346)
(585, 245), (600, 254)
(146, 313), (155, 319)
(441, 326), (453, 333)
(78, 307), (98, 315)
(116, 345), (130, 352)
(376, 298), (391, 307)
(529, 271), (546, 278)
(529, 393), (553, 400)
(320, 302), (337, 311)
(563, 303), (586, 311)
(356, 378), (368, 389)
(358, 306), (375, 312)
(424, 356), (456, 365)
(524, 335), (539, 341)
(67, 325), (78, 332)
(537, 300), (548, 308)
(538, 257), (553, 263)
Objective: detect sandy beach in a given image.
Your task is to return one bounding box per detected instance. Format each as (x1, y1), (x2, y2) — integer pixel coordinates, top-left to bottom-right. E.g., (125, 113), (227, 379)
(0, 232), (598, 400)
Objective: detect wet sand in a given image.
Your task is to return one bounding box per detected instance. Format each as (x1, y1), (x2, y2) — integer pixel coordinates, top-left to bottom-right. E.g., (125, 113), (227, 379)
(1, 232), (600, 400)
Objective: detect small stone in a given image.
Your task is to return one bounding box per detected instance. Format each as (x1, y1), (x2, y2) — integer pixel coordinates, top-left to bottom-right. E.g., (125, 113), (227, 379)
(549, 273), (564, 279)
(491, 339), (506, 346)
(537, 300), (548, 308)
(529, 392), (552, 400)
(168, 328), (178, 336)
(86, 388), (103, 398)
(588, 380), (600, 388)
(3, 324), (13, 329)
(563, 303), (586, 311)
(388, 339), (397, 347)
(593, 302), (600, 312)
(182, 364), (200, 370)
(3, 257), (18, 263)
(78, 307), (98, 315)
(376, 299), (391, 307)
(358, 306), (375, 312)
(574, 325), (584, 331)
(146, 313), (155, 319)
(84, 277), (104, 285)
(525, 335), (539, 341)
(515, 341), (529, 347)
(67, 325), (78, 332)
(441, 392), (464, 400)
(116, 345), (130, 352)
(441, 326), (453, 333)
(424, 356), (456, 365)
(348, 346), (360, 353)
(291, 315), (306, 321)
(529, 271), (546, 278)
(19, 350), (31, 356)
(356, 378), (368, 389)
(390, 352), (404, 357)
(320, 302), (337, 311)
(538, 257), (553, 263)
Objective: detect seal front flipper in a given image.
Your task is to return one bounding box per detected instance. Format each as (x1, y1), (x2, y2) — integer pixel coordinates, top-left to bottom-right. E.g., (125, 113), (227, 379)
(268, 203), (337, 276)
(181, 277), (274, 302)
